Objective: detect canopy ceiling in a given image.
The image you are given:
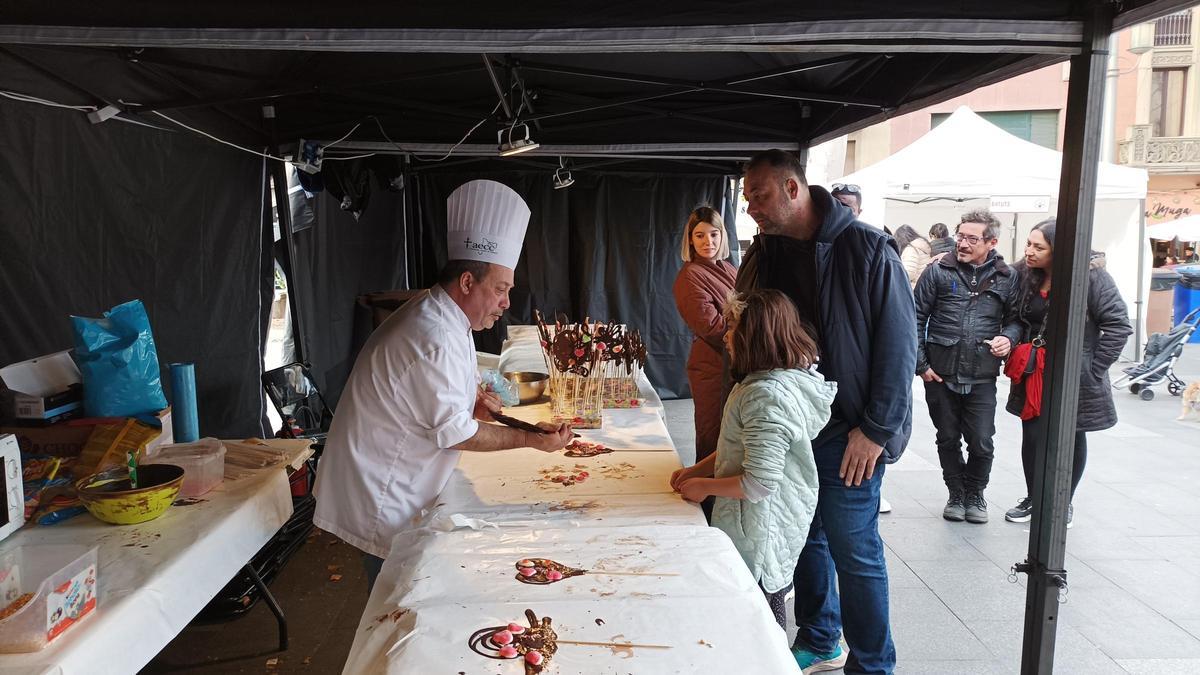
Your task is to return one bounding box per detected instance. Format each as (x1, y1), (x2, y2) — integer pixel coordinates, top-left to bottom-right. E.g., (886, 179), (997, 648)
(0, 1), (1193, 173)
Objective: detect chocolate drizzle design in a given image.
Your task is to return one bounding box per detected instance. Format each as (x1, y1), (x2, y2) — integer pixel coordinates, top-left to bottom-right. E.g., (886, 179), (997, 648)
(468, 608), (558, 674)
(515, 558), (588, 585)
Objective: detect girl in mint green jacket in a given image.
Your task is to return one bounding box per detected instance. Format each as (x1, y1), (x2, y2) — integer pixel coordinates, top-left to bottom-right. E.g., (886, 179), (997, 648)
(671, 289), (835, 629)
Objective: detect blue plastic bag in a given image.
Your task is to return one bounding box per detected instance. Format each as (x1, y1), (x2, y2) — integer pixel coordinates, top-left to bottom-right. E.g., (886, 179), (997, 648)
(479, 369), (520, 407)
(71, 300), (169, 418)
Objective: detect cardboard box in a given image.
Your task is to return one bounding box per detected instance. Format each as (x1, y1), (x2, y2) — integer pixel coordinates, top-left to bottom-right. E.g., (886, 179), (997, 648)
(0, 422), (95, 458)
(0, 407), (171, 459)
(0, 352), (83, 424)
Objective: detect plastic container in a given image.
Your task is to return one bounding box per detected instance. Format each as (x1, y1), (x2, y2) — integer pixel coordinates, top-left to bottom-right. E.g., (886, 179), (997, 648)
(146, 438), (226, 498)
(1174, 268), (1200, 344)
(0, 544), (98, 653)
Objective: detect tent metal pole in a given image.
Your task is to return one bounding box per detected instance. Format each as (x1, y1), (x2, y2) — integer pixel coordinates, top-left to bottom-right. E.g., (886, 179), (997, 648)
(1017, 4), (1113, 673)
(262, 105), (308, 365)
(1136, 198), (1146, 361)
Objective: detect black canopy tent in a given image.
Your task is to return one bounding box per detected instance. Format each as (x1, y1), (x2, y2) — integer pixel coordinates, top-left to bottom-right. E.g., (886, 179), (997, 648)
(0, 2), (1191, 671)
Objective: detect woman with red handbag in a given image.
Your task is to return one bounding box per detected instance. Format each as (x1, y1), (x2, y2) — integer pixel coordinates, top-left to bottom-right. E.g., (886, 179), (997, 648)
(1002, 218), (1132, 527)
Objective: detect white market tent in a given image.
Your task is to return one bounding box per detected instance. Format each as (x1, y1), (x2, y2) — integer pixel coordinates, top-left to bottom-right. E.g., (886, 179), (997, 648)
(835, 105), (1150, 357)
(1148, 214), (1200, 242)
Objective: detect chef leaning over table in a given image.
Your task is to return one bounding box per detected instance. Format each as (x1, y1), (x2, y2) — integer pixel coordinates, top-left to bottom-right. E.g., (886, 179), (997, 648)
(313, 180), (574, 592)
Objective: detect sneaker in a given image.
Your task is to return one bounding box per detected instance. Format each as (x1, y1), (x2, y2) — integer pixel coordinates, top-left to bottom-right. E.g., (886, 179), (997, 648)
(879, 496), (893, 514)
(792, 644), (848, 674)
(1067, 503), (1074, 529)
(943, 489), (966, 522)
(965, 492), (989, 524)
(1005, 496), (1033, 523)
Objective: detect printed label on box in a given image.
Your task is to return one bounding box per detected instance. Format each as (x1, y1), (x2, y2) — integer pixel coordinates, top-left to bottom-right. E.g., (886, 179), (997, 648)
(0, 562), (21, 605)
(46, 564), (96, 641)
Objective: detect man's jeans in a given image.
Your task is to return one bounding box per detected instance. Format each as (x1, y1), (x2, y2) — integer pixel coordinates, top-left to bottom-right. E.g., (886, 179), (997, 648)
(793, 435), (895, 675)
(923, 380), (997, 493)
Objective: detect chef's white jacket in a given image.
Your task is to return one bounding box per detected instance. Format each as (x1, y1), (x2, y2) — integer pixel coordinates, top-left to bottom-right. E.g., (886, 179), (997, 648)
(313, 285), (479, 558)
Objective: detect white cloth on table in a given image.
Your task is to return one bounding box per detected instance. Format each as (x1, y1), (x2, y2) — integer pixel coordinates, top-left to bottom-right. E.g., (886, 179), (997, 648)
(314, 285), (479, 558)
(343, 525), (801, 675)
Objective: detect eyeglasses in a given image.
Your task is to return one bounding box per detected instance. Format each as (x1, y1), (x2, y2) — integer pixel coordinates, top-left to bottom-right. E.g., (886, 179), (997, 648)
(955, 234), (990, 245)
(831, 183), (860, 194)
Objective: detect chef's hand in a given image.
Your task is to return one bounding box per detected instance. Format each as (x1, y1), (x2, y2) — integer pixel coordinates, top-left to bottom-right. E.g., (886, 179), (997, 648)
(840, 427), (883, 487)
(474, 389), (503, 421)
(676, 478), (711, 504)
(987, 336), (1012, 358)
(530, 422), (573, 453)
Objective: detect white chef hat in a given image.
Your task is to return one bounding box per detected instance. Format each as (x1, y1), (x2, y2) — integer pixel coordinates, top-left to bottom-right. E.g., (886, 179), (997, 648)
(446, 180), (531, 271)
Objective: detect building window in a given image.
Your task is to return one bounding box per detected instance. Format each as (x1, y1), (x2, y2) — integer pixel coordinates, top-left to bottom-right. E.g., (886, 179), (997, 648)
(1154, 10), (1192, 47)
(931, 110), (1059, 149)
(1150, 68), (1187, 137)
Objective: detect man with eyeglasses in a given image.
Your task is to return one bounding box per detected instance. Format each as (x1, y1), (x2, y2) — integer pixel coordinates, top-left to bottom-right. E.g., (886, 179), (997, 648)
(913, 209), (1021, 525)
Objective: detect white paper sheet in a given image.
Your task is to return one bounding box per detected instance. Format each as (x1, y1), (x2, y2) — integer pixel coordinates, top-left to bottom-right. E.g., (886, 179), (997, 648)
(345, 526), (800, 675)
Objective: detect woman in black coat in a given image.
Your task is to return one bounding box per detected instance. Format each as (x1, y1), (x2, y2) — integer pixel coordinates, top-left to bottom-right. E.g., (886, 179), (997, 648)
(1003, 218), (1132, 527)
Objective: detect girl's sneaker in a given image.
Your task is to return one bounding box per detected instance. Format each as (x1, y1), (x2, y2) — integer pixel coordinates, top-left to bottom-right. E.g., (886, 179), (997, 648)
(792, 644), (848, 674)
(1005, 496), (1033, 523)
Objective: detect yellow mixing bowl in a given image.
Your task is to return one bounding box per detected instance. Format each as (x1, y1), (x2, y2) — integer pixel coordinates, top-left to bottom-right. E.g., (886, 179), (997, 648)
(75, 464), (185, 525)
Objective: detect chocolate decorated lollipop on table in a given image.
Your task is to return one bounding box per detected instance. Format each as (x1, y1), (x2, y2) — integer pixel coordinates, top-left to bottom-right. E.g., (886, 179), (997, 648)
(515, 558), (588, 585)
(469, 609), (558, 674)
(469, 608), (671, 672)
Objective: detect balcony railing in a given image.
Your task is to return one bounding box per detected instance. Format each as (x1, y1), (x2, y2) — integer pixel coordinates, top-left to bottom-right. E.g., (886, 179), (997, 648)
(1119, 125), (1200, 171)
(1154, 10), (1192, 47)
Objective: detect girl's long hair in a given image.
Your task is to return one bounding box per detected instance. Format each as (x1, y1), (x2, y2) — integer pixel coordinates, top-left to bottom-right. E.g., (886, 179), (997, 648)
(724, 289), (819, 380)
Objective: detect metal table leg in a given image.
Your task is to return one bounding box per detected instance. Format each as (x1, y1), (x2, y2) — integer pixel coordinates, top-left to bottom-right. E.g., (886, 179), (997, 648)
(242, 562), (288, 651)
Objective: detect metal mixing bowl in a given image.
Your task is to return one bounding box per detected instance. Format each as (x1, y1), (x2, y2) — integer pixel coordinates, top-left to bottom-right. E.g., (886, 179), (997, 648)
(503, 371), (549, 404)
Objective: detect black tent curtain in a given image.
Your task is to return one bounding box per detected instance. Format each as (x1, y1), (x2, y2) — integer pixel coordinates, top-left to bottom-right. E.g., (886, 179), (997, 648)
(290, 164), (737, 405)
(289, 161), (410, 408)
(0, 98), (271, 439)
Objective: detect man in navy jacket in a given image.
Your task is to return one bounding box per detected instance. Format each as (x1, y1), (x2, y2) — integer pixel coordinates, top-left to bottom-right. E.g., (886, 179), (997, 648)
(736, 150), (916, 675)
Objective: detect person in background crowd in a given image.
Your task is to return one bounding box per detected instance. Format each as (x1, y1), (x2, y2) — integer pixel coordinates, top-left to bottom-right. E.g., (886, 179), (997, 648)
(740, 150), (916, 675)
(673, 206), (738, 519)
(1003, 218), (1132, 527)
(671, 289), (835, 632)
(929, 222), (956, 257)
(894, 225), (933, 288)
(831, 183), (862, 217)
(913, 209), (1020, 525)
(1184, 246), (1198, 263)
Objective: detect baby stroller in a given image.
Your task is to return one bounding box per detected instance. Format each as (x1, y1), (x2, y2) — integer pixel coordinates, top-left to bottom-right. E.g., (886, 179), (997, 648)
(1113, 307), (1200, 401)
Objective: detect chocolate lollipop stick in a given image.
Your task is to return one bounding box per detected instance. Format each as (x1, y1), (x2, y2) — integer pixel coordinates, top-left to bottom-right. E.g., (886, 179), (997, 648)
(558, 640), (672, 650)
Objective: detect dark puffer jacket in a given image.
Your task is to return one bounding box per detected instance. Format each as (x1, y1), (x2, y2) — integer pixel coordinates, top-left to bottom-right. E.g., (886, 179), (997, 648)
(914, 251), (1022, 382)
(736, 187), (917, 463)
(1005, 254), (1133, 432)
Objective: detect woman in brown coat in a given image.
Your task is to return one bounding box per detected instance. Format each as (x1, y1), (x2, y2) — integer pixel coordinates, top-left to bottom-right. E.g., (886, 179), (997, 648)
(673, 206), (738, 470)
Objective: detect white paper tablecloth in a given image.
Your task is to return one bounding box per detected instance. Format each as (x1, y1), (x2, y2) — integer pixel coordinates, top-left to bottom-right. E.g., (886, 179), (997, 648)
(0, 440), (301, 675)
(345, 526), (800, 675)
(343, 400), (801, 674)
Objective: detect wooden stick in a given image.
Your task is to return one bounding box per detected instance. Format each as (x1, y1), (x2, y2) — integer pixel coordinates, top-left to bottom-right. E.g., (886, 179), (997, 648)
(558, 640), (672, 650)
(589, 571), (681, 577)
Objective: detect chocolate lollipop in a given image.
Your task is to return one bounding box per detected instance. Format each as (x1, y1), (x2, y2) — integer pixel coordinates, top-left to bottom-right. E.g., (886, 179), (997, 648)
(515, 558), (588, 585)
(468, 609), (558, 674)
(514, 558), (679, 585)
(564, 440), (613, 458)
(549, 327), (594, 376)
